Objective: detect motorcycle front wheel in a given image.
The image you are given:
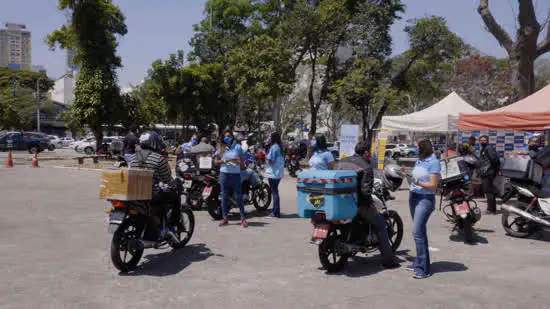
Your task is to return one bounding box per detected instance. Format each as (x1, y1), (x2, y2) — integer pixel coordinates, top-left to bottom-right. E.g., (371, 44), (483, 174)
(171, 207), (195, 249)
(385, 210), (404, 252)
(110, 217), (144, 272)
(502, 203), (535, 238)
(206, 198), (223, 220)
(318, 227), (350, 272)
(461, 216), (475, 244)
(253, 183), (272, 211)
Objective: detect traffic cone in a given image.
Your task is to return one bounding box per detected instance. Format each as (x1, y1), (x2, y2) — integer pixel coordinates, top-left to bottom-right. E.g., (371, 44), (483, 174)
(32, 150), (39, 168)
(5, 149), (13, 168)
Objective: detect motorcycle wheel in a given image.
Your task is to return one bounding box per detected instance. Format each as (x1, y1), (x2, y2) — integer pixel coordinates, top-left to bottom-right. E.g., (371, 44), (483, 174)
(385, 210), (404, 252)
(462, 216), (475, 244)
(502, 203), (535, 238)
(206, 198), (223, 220)
(253, 183), (272, 211)
(318, 227), (350, 272)
(110, 217), (144, 272)
(186, 187), (203, 210)
(171, 207), (195, 249)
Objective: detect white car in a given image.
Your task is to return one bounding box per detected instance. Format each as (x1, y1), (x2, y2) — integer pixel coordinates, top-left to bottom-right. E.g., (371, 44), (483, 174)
(60, 137), (75, 147)
(72, 137), (95, 152)
(76, 136), (121, 155)
(47, 135), (64, 150)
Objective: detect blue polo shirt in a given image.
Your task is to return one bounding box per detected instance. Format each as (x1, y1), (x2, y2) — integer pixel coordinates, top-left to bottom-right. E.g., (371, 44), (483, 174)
(215, 144), (243, 174)
(309, 150), (335, 171)
(411, 154), (441, 195)
(266, 144), (284, 179)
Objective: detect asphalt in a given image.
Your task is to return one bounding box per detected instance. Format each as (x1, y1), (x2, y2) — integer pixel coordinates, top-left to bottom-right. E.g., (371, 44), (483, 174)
(1, 167), (550, 309)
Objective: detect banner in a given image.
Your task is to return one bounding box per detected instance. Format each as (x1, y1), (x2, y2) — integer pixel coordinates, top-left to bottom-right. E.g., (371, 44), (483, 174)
(376, 130), (389, 170)
(339, 125), (360, 159)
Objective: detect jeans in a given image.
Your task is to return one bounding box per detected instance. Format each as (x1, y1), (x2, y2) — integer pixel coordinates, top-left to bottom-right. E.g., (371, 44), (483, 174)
(124, 153), (133, 168)
(409, 192), (435, 275)
(268, 178), (281, 217)
(357, 205), (394, 263)
(220, 172), (245, 219)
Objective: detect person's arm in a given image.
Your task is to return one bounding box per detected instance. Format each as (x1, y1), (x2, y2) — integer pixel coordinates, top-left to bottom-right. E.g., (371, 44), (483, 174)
(360, 167), (374, 205)
(326, 152), (337, 170)
(413, 174), (440, 192)
(158, 157), (176, 189)
(267, 146), (276, 165)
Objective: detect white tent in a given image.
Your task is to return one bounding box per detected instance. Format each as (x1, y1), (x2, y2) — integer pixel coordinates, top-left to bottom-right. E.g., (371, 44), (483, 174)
(381, 92), (480, 132)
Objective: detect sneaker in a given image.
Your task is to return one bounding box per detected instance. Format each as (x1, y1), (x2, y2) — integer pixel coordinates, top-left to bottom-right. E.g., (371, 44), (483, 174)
(413, 271), (432, 279)
(241, 219), (249, 228)
(267, 213), (279, 218)
(406, 264), (415, 272)
(218, 218), (228, 227)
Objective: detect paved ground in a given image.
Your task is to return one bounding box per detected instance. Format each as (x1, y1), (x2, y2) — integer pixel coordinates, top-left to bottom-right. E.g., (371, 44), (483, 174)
(1, 167), (550, 309)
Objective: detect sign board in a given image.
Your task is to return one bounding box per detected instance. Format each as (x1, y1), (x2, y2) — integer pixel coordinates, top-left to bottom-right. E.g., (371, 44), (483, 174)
(339, 125), (360, 159)
(375, 130), (389, 170)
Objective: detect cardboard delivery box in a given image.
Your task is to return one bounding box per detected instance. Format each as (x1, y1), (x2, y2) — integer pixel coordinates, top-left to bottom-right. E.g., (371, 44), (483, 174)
(99, 168), (153, 201)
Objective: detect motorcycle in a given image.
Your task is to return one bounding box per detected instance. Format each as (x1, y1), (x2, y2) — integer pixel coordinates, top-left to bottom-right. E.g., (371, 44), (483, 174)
(311, 173), (404, 272)
(176, 156), (208, 210)
(287, 153), (301, 178)
(438, 156), (482, 244)
(501, 183), (550, 238)
(106, 180), (195, 272)
(204, 161), (272, 220)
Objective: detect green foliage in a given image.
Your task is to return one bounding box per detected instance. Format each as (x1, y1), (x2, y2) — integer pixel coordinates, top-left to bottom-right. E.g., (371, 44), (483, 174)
(47, 0), (127, 146)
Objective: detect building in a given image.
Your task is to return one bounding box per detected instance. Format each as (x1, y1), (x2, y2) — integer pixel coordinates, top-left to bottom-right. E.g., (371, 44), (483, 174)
(66, 49), (78, 72)
(50, 71), (76, 106)
(32, 65), (47, 75)
(0, 23), (31, 70)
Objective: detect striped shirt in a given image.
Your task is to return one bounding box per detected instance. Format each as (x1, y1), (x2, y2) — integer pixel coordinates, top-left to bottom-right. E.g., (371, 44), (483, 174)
(130, 150), (176, 193)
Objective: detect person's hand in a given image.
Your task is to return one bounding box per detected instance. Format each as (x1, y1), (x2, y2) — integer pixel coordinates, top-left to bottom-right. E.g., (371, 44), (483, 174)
(406, 175), (415, 185)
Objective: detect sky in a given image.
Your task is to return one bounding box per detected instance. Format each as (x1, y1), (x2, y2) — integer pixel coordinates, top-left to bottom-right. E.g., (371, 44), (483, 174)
(1, 0), (549, 88)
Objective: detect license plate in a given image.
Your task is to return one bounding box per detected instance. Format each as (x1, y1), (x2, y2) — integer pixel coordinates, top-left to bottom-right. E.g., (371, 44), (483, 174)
(311, 223), (330, 242)
(183, 180), (193, 189)
(202, 186), (212, 199)
(199, 157), (212, 169)
(454, 202), (470, 216)
(108, 211), (125, 233)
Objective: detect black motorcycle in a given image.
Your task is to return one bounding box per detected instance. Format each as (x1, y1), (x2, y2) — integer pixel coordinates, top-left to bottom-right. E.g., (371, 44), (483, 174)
(312, 181), (404, 272)
(287, 153), (302, 178)
(106, 180), (195, 272)
(204, 163), (272, 220)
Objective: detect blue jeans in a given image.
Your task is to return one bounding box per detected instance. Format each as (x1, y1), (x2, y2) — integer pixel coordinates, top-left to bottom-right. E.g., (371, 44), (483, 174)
(124, 153), (133, 168)
(268, 178), (281, 217)
(220, 172), (245, 219)
(409, 192), (435, 275)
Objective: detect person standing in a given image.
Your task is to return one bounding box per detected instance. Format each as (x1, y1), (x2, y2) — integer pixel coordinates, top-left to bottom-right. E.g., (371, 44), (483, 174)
(214, 130), (248, 228)
(176, 134), (199, 155)
(123, 126), (139, 167)
(308, 134), (337, 170)
(527, 136), (541, 159)
(407, 139), (440, 279)
(479, 135), (500, 214)
(265, 132), (284, 218)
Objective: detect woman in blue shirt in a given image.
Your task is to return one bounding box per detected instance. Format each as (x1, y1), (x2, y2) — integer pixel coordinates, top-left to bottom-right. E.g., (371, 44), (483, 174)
(265, 132), (284, 218)
(214, 130), (248, 228)
(407, 139), (440, 279)
(308, 134), (336, 170)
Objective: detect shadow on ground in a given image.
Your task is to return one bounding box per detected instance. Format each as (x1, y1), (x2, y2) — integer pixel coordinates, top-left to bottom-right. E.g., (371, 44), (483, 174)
(121, 243), (221, 277)
(431, 261), (468, 274)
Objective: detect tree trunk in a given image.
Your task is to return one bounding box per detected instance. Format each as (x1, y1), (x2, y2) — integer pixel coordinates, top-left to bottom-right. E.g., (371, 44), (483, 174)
(272, 96), (282, 133)
(93, 127), (103, 155)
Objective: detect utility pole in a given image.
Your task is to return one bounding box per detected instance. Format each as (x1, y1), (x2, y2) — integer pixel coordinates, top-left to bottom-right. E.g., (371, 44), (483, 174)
(36, 78), (40, 132)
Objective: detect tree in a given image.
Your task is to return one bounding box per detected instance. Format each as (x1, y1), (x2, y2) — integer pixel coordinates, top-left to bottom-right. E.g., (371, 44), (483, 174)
(536, 57), (550, 90)
(478, 0), (550, 98)
(46, 0), (128, 150)
(447, 56), (514, 111)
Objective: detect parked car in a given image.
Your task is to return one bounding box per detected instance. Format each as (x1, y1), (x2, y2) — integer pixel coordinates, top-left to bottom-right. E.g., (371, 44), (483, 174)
(384, 144), (402, 159)
(47, 135), (64, 151)
(72, 137), (94, 152)
(77, 136), (122, 155)
(0, 132), (50, 153)
(396, 143), (417, 158)
(60, 137), (75, 147)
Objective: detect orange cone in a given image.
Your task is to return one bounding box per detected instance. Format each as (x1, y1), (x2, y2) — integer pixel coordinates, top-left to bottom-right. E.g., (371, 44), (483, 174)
(32, 150), (39, 168)
(5, 149), (14, 168)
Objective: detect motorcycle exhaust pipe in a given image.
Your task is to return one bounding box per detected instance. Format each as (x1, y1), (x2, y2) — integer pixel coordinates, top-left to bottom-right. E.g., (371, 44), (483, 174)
(501, 204), (550, 227)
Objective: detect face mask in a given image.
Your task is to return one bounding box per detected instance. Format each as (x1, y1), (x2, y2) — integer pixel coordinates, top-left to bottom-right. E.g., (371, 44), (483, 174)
(529, 144), (539, 151)
(480, 142), (488, 148)
(310, 140), (317, 149)
(191, 138), (198, 146)
(224, 136), (233, 144)
(267, 137), (272, 144)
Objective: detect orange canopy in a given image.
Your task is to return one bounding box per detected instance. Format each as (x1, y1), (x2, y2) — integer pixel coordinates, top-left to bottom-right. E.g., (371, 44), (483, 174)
(458, 84), (550, 130)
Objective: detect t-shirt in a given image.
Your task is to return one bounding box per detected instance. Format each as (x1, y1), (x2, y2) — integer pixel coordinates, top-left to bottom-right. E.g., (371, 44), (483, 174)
(123, 133), (138, 154)
(215, 144), (244, 174)
(411, 154), (441, 195)
(309, 150), (335, 171)
(266, 144), (284, 179)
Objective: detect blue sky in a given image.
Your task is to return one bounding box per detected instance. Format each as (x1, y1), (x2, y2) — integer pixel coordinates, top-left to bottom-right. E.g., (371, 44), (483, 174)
(1, 0), (549, 87)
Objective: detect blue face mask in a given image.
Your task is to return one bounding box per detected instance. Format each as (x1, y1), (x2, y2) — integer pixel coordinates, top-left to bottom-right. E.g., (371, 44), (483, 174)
(267, 137), (272, 144)
(191, 138), (198, 146)
(310, 140), (317, 149)
(224, 136), (233, 144)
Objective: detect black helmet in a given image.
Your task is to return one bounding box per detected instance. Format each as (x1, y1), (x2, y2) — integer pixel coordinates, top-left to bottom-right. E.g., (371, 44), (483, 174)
(139, 131), (163, 152)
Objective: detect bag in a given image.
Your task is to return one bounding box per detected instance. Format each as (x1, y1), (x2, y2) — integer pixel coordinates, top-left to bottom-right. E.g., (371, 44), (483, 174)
(493, 175), (506, 198)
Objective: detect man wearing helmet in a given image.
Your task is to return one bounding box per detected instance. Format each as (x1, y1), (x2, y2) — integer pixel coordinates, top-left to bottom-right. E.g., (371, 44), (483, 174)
(335, 141), (400, 269)
(130, 131), (179, 230)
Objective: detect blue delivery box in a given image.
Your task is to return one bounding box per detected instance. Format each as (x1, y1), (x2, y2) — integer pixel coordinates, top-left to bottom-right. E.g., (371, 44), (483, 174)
(297, 170), (358, 221)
